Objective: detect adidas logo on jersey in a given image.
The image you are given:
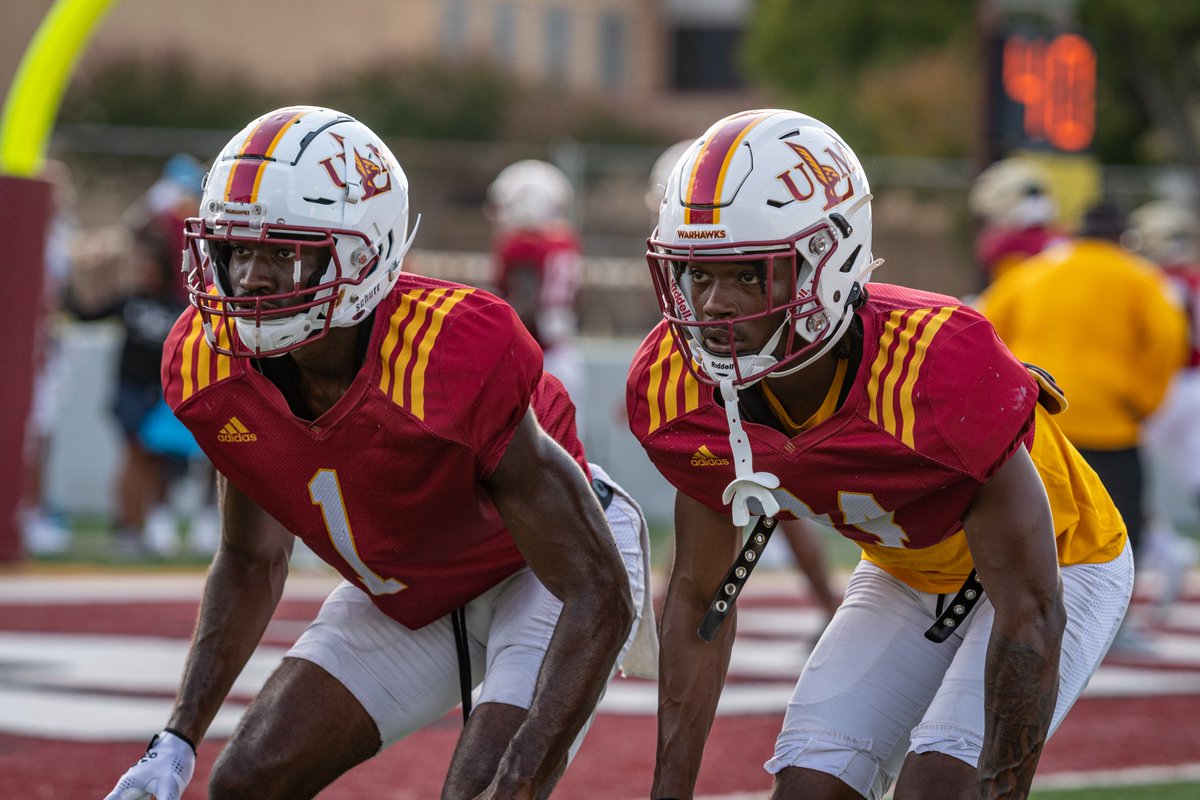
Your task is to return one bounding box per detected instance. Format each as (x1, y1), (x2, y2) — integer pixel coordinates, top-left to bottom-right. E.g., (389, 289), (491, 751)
(218, 417), (258, 443)
(691, 445), (729, 467)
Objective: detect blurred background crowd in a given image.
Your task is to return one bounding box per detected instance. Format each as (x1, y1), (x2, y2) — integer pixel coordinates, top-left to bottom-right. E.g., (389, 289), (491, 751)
(4, 1), (1200, 644)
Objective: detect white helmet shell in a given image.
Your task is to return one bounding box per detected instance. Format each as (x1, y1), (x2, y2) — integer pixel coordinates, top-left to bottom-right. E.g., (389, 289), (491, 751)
(1128, 199), (1199, 266)
(645, 140), (695, 215)
(186, 105), (416, 356)
(968, 158), (1056, 227)
(648, 109), (880, 386)
(486, 159), (574, 232)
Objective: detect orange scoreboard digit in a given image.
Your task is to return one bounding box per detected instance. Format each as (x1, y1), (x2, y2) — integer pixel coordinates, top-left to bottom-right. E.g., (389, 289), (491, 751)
(989, 27), (1097, 155)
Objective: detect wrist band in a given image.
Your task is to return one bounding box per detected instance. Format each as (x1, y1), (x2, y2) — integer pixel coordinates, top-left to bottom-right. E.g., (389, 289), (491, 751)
(161, 727), (197, 755)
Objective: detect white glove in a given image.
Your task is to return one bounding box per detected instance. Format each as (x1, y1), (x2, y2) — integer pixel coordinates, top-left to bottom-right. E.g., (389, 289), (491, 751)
(103, 729), (196, 800)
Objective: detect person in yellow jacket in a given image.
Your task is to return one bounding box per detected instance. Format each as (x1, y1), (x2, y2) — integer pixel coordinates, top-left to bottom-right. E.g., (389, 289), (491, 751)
(979, 203), (1189, 565)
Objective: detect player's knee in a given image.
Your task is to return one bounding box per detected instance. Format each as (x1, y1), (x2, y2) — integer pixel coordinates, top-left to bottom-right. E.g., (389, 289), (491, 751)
(208, 746), (292, 800)
(767, 725), (887, 800)
(907, 721), (981, 766)
(208, 747), (260, 799)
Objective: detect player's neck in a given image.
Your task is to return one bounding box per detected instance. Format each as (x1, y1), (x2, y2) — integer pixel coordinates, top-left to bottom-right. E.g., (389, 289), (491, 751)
(760, 348), (842, 425)
(287, 325), (364, 417)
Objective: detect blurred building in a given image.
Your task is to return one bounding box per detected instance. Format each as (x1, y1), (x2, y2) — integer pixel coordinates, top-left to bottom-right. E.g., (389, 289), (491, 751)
(4, 1), (748, 104)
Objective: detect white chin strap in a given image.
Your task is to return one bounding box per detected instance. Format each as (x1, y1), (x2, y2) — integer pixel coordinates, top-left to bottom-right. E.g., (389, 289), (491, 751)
(718, 378), (780, 526)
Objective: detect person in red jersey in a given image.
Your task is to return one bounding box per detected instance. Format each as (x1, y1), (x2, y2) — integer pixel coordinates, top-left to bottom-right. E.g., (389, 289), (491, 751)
(967, 157), (1066, 288)
(1126, 199), (1200, 615)
(486, 159), (586, 411)
(646, 140), (843, 629)
(626, 109), (1131, 800)
(103, 106), (653, 800)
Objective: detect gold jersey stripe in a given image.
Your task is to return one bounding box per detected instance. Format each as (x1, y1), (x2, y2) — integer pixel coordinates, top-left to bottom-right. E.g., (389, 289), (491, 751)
(868, 307), (958, 443)
(379, 287), (474, 419)
(645, 332), (700, 434)
(180, 312), (205, 401)
(215, 319), (232, 383)
(409, 288), (472, 420)
(379, 288), (423, 401)
(878, 309), (932, 435)
(645, 333), (674, 433)
(867, 310), (908, 430)
(897, 307), (956, 447)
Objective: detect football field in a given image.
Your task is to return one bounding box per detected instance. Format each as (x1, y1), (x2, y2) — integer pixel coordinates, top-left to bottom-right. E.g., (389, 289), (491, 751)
(1, 567), (1198, 798)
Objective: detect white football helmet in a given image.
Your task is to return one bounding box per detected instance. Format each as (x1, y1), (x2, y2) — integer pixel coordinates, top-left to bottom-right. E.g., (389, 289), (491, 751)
(645, 140), (693, 215)
(648, 109), (880, 386)
(185, 105), (417, 357)
(1128, 199), (1199, 266)
(486, 159), (574, 231)
(968, 157), (1056, 227)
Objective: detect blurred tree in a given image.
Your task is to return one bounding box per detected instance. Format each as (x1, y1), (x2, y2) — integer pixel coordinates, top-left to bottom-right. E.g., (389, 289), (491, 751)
(742, 0), (1200, 167)
(60, 53), (272, 129)
(316, 59), (511, 142)
(59, 54), (666, 147)
(1078, 0), (1200, 167)
(740, 0), (975, 156)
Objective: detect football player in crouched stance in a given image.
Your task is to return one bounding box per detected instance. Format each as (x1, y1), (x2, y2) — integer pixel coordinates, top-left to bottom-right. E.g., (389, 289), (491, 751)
(626, 109), (1132, 800)
(103, 106), (655, 800)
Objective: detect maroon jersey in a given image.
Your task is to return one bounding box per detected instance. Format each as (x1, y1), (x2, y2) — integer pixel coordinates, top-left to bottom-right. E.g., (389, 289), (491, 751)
(494, 225), (582, 348)
(162, 274), (588, 628)
(628, 283), (1040, 593)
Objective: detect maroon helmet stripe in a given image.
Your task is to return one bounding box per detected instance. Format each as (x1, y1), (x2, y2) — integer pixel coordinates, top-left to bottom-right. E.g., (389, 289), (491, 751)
(224, 108), (310, 203)
(684, 110), (775, 225)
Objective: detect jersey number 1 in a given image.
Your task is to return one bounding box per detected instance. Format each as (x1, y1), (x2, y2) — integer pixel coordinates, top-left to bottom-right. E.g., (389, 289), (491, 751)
(309, 468), (407, 595)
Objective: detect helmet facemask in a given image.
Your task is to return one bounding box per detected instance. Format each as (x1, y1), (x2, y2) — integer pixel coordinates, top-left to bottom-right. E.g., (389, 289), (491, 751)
(184, 215), (387, 357)
(649, 218), (864, 388)
(182, 106), (418, 358)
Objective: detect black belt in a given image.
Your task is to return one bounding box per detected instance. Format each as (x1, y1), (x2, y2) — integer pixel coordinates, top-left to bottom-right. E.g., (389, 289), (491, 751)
(924, 569), (984, 643)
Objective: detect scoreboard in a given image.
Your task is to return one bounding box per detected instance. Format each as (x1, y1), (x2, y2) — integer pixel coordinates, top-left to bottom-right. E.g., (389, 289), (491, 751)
(982, 12), (1101, 226)
(987, 20), (1097, 156)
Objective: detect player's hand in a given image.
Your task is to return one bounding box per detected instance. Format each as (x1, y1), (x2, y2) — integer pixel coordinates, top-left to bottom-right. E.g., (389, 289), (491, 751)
(103, 729), (196, 800)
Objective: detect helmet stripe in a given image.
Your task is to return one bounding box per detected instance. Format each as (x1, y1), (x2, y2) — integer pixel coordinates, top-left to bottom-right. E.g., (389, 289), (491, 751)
(224, 107), (311, 204)
(684, 110), (775, 225)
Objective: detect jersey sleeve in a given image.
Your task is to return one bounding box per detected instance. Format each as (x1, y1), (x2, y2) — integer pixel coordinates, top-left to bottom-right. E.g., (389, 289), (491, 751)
(531, 372), (590, 477)
(423, 297), (544, 478)
(918, 306), (1038, 482)
(160, 305), (237, 411)
(626, 321), (699, 442)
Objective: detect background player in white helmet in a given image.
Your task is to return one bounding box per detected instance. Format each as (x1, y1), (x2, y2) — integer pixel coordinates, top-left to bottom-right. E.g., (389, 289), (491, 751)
(486, 159), (586, 419)
(646, 140), (843, 629)
(102, 106), (652, 800)
(1127, 199), (1200, 616)
(968, 157), (1065, 286)
(628, 108), (1132, 800)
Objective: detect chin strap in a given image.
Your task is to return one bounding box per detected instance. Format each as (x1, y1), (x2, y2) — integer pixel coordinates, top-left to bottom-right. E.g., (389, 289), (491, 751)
(718, 378), (780, 526)
(694, 379), (782, 642)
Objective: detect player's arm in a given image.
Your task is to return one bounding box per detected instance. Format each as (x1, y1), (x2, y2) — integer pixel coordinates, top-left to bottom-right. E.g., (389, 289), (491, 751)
(652, 490), (743, 799)
(104, 473), (293, 800)
(961, 444), (1066, 799)
(503, 266), (542, 334)
(480, 407), (635, 796)
(165, 472), (295, 744)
